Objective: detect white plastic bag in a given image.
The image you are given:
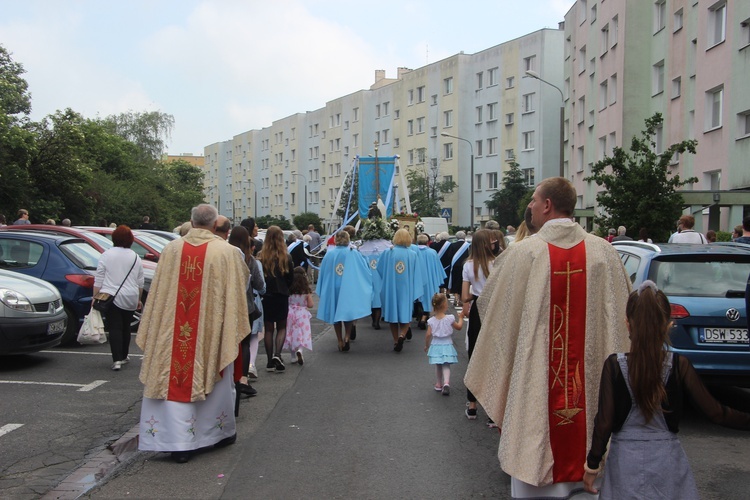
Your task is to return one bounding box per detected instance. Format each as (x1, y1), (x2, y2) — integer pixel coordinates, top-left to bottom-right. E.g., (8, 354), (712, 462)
(78, 311), (107, 344)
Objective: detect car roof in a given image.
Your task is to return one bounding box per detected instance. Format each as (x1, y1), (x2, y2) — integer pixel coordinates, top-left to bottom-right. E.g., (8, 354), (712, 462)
(0, 230), (81, 243)
(613, 241), (750, 257)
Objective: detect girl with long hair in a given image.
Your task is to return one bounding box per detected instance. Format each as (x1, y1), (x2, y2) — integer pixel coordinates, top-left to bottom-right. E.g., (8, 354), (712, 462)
(583, 281), (750, 498)
(460, 229), (496, 422)
(257, 226), (294, 372)
(283, 267), (314, 364)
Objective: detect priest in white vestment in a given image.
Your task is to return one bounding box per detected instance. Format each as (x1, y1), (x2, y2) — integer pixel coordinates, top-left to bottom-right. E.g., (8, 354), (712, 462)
(465, 177), (631, 498)
(137, 204), (250, 463)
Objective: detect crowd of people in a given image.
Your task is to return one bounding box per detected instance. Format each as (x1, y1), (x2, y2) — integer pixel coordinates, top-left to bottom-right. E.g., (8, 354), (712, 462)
(14, 179), (747, 493)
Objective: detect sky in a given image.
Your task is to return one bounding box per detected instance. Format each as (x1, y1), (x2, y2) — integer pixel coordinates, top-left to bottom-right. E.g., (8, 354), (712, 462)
(1, 0), (573, 155)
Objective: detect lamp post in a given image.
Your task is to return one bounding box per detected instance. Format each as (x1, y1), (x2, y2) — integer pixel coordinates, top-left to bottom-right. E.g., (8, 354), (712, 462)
(441, 132), (474, 229)
(525, 70), (565, 178)
(291, 171), (307, 213)
(245, 179), (257, 217)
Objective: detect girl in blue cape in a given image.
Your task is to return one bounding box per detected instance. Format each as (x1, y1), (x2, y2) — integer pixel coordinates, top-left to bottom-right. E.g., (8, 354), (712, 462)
(316, 231), (373, 351)
(377, 229), (425, 352)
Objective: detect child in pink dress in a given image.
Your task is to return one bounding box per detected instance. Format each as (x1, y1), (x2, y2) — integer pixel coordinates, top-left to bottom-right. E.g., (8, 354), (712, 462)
(284, 267), (314, 365)
(424, 293), (464, 395)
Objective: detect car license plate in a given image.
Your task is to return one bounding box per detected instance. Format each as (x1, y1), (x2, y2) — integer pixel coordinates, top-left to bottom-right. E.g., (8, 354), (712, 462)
(701, 328), (749, 344)
(48, 320), (65, 335)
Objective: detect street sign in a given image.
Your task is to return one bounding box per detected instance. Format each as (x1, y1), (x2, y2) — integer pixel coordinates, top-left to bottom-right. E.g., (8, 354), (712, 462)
(440, 208), (452, 220)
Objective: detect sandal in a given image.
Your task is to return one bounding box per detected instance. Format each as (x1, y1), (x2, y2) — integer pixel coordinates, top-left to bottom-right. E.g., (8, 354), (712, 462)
(343, 340), (350, 352)
(394, 336), (405, 352)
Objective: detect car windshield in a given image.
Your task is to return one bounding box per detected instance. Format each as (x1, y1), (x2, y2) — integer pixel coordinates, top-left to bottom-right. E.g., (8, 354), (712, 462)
(82, 230), (113, 250)
(648, 258), (750, 297)
(59, 241), (101, 270)
(135, 233), (166, 252)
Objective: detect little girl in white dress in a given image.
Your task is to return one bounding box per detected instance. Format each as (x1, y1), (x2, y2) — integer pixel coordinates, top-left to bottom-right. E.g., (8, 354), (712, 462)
(424, 293), (464, 396)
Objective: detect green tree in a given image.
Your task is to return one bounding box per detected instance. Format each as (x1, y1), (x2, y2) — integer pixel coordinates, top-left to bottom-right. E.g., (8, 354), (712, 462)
(405, 162), (457, 217)
(102, 111), (175, 163)
(585, 113), (697, 242)
(256, 215), (292, 230)
(293, 212), (323, 232)
(336, 167), (358, 221)
(485, 162), (529, 228)
(0, 45), (31, 116)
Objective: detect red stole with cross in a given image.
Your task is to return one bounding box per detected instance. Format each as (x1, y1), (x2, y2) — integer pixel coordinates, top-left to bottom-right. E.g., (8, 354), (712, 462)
(167, 241), (208, 402)
(547, 241), (587, 483)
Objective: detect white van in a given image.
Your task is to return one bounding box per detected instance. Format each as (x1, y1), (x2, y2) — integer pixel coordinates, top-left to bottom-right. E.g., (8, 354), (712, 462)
(420, 217), (449, 237)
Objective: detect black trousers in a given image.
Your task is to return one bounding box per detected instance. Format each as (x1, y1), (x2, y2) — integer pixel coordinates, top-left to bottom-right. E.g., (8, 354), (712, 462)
(466, 297), (481, 403)
(105, 304), (134, 362)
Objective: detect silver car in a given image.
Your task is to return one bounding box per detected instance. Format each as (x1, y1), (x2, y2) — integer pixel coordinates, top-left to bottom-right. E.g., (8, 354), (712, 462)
(0, 270), (67, 355)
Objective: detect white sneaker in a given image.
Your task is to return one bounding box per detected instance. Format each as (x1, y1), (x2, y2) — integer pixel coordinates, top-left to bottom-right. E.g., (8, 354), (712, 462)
(248, 364), (258, 379)
(121, 356), (130, 365)
(111, 361), (122, 371)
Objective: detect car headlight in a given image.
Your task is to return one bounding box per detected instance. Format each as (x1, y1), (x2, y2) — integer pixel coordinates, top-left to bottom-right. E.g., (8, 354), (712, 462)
(0, 288), (34, 312)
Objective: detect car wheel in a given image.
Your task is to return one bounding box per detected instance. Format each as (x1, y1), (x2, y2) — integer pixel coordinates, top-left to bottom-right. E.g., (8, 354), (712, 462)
(61, 305), (79, 346)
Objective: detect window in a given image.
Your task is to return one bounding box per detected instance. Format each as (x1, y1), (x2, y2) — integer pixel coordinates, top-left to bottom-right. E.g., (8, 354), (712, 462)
(407, 120), (414, 135)
(505, 149), (515, 161)
(353, 108), (359, 122)
(488, 67), (499, 86)
(654, 125), (664, 154)
(578, 97), (586, 123)
(383, 102), (389, 115)
(524, 55), (536, 72)
(566, 36), (572, 60)
(674, 8), (683, 32)
(672, 76), (681, 99)
(344, 120), (349, 130)
(579, 0), (587, 24)
(487, 102), (498, 121)
(408, 89), (414, 105)
(706, 86), (723, 130)
(506, 113), (514, 125)
(475, 140), (483, 157)
(578, 46), (587, 74)
(523, 131), (535, 150)
(589, 57), (596, 76)
(738, 111), (750, 138)
(608, 132), (616, 155)
(444, 77), (453, 95)
(708, 2), (727, 48)
(431, 94), (438, 105)
(476, 72), (483, 89)
(506, 76), (515, 88)
(601, 24), (609, 55)
(431, 126), (437, 137)
(577, 146), (585, 172)
(488, 137), (497, 155)
(523, 93), (535, 113)
(522, 168), (535, 186)
(417, 86), (426, 103)
(382, 129), (389, 143)
(607, 73), (617, 106)
(598, 136), (607, 161)
(487, 172), (498, 190)
(444, 110), (453, 128)
(375, 104), (381, 118)
(653, 60), (665, 95)
(476, 106), (483, 123)
(654, 0), (666, 33)
(599, 80), (608, 110)
(444, 175), (453, 191)
(612, 16), (619, 47)
(475, 174), (482, 190)
(417, 117), (425, 133)
(394, 138), (399, 148)
(444, 142), (453, 160)
(353, 134), (358, 147)
(742, 18), (750, 48)
(395, 109), (400, 119)
(417, 148), (426, 163)
(408, 149), (414, 164)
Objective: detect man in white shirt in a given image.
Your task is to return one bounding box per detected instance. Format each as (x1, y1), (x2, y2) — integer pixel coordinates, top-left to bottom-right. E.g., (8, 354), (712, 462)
(669, 215), (707, 244)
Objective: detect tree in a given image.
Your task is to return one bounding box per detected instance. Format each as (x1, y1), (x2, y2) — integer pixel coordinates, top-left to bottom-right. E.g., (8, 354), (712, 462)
(293, 212), (322, 232)
(585, 113), (697, 242)
(256, 215), (292, 230)
(102, 111), (175, 163)
(485, 162), (529, 228)
(336, 166), (358, 221)
(0, 44), (31, 116)
(405, 162), (457, 217)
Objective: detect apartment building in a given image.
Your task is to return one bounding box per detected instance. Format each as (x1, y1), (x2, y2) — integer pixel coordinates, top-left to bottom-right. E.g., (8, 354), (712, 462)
(203, 28), (564, 229)
(565, 0), (750, 231)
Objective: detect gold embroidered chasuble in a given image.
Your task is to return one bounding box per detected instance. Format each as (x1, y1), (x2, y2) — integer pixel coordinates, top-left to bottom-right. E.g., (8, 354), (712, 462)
(464, 221), (631, 487)
(137, 228), (250, 402)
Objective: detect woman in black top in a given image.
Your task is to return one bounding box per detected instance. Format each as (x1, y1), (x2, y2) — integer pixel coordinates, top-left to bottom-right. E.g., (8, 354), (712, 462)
(257, 226), (294, 373)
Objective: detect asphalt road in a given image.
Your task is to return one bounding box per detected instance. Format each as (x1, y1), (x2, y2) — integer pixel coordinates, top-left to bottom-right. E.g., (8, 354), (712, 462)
(2, 299), (750, 499)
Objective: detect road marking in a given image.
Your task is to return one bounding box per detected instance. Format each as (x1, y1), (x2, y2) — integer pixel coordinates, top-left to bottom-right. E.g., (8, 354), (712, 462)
(40, 350), (143, 358)
(0, 380), (109, 391)
(0, 424), (24, 438)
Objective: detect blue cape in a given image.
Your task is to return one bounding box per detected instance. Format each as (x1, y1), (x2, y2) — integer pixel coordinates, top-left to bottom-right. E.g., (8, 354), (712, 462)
(377, 245), (425, 324)
(415, 245), (447, 312)
(316, 246), (373, 323)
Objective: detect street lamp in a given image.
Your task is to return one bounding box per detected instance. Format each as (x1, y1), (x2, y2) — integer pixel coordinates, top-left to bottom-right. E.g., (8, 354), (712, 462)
(525, 70), (565, 178)
(441, 132), (474, 229)
(291, 171), (307, 213)
(245, 179), (257, 217)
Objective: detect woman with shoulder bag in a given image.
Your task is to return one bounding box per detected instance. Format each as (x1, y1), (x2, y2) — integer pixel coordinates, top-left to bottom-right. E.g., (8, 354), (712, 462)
(93, 225), (144, 371)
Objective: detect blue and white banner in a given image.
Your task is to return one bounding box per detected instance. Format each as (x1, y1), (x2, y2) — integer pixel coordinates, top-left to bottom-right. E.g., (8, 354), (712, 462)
(358, 156), (396, 219)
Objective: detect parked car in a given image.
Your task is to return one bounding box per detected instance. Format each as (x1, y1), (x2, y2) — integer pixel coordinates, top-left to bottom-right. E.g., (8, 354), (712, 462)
(0, 269), (67, 355)
(613, 241), (750, 385)
(138, 229), (180, 243)
(76, 226), (164, 263)
(0, 231), (101, 345)
(1, 225), (155, 330)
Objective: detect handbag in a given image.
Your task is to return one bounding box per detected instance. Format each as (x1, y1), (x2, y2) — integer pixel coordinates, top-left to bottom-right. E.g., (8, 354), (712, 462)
(93, 256), (137, 313)
(78, 311), (107, 344)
